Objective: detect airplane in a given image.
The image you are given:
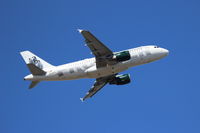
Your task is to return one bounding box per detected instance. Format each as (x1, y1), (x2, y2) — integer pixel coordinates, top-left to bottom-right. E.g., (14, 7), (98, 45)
(20, 29), (169, 101)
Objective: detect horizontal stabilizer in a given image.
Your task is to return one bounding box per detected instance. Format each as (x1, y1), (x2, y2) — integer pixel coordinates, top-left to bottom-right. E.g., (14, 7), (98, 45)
(29, 81), (40, 89)
(27, 64), (46, 75)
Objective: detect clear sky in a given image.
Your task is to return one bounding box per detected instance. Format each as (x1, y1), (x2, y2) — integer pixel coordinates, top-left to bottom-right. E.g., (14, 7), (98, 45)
(1, 0), (200, 133)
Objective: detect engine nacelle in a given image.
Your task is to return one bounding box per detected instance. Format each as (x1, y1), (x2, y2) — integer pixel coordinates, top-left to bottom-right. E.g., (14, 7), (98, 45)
(113, 51), (131, 62)
(109, 74), (131, 85)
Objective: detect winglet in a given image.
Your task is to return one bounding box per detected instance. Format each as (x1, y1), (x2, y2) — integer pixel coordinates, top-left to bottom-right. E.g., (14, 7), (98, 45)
(80, 98), (84, 102)
(77, 29), (83, 33)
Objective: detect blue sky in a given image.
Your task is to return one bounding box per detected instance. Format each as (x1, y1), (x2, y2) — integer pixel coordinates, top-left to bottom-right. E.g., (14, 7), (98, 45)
(1, 0), (200, 132)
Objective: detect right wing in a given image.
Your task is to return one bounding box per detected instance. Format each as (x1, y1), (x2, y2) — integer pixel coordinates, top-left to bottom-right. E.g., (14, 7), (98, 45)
(80, 75), (116, 102)
(78, 29), (113, 68)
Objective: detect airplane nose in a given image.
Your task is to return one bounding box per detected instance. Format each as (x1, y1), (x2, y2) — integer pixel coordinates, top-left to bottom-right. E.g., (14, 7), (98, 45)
(162, 48), (169, 56)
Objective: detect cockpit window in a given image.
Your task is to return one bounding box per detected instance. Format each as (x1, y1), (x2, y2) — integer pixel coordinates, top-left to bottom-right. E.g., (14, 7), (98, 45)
(154, 46), (159, 48)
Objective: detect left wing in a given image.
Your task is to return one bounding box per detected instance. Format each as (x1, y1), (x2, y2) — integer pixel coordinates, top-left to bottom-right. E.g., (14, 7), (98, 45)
(80, 75), (115, 101)
(78, 29), (113, 68)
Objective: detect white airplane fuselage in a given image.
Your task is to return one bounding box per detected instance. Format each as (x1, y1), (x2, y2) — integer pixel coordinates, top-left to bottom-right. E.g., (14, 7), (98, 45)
(24, 45), (169, 81)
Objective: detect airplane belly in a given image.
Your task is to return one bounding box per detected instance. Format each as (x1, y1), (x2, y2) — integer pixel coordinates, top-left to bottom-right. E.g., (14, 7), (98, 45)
(44, 68), (88, 81)
(85, 64), (129, 78)
(61, 70), (87, 80)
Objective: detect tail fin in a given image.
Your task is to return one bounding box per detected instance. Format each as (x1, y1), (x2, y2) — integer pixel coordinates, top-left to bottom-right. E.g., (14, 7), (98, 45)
(20, 51), (53, 89)
(20, 51), (54, 74)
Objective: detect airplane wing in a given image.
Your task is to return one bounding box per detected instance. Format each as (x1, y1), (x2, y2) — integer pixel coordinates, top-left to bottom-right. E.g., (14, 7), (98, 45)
(78, 29), (113, 68)
(80, 75), (115, 101)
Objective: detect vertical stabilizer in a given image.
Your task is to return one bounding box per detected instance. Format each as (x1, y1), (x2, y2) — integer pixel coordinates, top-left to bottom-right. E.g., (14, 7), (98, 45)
(20, 51), (54, 70)
(20, 51), (53, 89)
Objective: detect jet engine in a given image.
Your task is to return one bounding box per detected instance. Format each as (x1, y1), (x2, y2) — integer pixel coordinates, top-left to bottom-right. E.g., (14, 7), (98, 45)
(109, 74), (131, 85)
(113, 51), (131, 62)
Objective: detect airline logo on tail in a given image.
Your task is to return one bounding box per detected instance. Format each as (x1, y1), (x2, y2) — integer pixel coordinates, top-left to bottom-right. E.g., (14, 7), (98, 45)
(28, 56), (43, 69)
